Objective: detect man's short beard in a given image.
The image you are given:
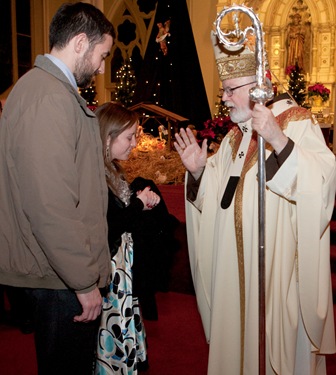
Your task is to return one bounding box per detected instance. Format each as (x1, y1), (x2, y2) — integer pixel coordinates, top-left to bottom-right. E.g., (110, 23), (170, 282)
(75, 75), (93, 89)
(74, 49), (96, 88)
(74, 66), (95, 88)
(75, 74), (94, 89)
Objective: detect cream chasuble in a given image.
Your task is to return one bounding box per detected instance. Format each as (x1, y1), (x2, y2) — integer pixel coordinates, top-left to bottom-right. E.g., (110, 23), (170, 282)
(185, 98), (336, 375)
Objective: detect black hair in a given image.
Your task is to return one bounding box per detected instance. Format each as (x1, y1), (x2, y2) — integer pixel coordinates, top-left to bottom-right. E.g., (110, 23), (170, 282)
(49, 2), (115, 51)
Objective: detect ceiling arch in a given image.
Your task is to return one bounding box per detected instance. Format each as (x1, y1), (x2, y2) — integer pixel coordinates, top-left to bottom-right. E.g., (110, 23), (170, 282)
(256, 0), (335, 27)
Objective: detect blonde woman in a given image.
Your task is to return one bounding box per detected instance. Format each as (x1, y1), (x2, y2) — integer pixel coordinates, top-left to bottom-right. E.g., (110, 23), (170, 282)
(95, 102), (160, 374)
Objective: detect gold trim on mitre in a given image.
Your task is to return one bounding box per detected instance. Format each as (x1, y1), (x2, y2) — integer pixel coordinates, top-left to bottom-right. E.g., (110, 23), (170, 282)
(211, 31), (256, 81)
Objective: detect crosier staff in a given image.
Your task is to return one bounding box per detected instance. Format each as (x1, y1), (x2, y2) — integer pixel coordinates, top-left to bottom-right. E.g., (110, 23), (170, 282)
(214, 5), (274, 375)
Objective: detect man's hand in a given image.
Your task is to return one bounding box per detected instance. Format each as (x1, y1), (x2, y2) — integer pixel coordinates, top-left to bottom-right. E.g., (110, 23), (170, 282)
(252, 103), (288, 154)
(74, 287), (102, 322)
(174, 127), (207, 180)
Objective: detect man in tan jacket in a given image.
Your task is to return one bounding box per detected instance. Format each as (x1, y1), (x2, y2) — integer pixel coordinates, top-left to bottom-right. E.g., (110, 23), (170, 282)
(0, 3), (114, 374)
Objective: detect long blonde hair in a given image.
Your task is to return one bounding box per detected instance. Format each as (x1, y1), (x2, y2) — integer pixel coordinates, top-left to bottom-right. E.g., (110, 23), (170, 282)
(95, 102), (139, 196)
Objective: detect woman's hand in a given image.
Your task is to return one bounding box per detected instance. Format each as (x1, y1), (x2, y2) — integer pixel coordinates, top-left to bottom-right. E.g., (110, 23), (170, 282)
(136, 186), (161, 210)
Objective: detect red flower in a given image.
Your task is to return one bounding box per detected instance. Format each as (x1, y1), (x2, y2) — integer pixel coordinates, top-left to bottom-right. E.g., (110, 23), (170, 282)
(308, 83), (330, 102)
(199, 128), (216, 139)
(285, 65), (296, 75)
(198, 116), (235, 144)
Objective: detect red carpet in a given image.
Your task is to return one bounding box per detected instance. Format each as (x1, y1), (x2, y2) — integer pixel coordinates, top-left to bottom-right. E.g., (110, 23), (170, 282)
(0, 323), (37, 375)
(0, 184), (335, 374)
(159, 185), (195, 295)
(143, 292), (209, 375)
(0, 292), (209, 375)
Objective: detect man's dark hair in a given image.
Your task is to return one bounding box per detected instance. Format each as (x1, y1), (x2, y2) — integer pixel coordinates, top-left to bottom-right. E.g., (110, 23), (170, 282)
(49, 2), (115, 50)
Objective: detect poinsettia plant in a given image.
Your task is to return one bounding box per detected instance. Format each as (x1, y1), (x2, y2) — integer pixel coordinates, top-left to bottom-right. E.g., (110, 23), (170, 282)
(285, 65), (296, 75)
(198, 116), (235, 145)
(308, 83), (330, 102)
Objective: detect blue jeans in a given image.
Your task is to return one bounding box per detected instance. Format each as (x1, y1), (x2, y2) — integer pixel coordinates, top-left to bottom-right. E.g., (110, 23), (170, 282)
(26, 288), (100, 375)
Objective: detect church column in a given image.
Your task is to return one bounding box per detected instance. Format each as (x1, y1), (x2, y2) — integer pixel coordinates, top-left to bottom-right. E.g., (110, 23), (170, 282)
(332, 25), (336, 153)
(311, 26), (318, 82)
(90, 0), (109, 105)
(329, 25), (335, 82)
(279, 28), (286, 82)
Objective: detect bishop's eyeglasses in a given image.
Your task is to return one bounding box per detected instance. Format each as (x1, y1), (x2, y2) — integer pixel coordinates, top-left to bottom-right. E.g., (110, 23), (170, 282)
(223, 81), (257, 97)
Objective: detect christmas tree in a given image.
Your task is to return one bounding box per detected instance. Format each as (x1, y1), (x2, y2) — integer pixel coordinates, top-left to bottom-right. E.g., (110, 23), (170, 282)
(213, 89), (230, 118)
(286, 64), (306, 106)
(79, 82), (98, 110)
(112, 59), (137, 107)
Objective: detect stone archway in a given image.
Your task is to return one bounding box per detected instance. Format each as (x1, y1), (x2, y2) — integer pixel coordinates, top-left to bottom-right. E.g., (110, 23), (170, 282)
(102, 0), (157, 101)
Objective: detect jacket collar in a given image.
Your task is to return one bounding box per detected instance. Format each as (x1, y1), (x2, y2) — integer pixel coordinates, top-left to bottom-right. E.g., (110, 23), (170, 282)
(34, 55), (95, 117)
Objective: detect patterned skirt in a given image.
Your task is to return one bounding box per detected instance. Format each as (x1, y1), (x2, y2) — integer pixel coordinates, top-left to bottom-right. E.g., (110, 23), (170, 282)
(95, 232), (147, 374)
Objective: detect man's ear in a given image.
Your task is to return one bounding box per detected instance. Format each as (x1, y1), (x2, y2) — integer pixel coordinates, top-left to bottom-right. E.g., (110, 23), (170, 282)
(73, 33), (89, 54)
